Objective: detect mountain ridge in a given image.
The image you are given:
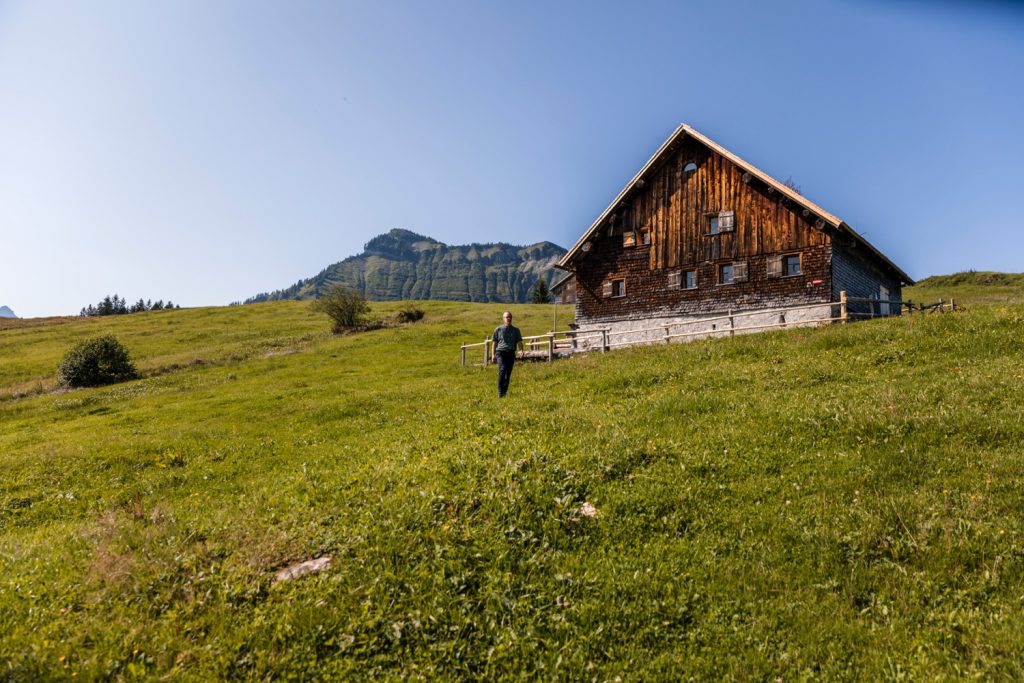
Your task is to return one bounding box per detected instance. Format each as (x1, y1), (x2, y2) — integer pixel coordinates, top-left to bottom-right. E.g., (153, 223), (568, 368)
(247, 229), (566, 304)
(0, 305), (16, 319)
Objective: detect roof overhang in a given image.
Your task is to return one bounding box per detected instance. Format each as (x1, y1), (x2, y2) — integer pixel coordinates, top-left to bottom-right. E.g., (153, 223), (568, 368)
(558, 123), (913, 286)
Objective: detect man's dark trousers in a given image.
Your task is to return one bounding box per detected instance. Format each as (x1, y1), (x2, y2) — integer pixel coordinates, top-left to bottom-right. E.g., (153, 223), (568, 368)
(496, 350), (516, 398)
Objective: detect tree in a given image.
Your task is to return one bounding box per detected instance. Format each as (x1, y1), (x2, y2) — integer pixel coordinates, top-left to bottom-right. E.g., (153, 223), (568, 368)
(531, 277), (551, 304)
(57, 335), (138, 388)
(311, 284), (371, 333)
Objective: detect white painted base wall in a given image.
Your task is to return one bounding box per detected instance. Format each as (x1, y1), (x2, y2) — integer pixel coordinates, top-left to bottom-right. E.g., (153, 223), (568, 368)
(574, 303), (837, 351)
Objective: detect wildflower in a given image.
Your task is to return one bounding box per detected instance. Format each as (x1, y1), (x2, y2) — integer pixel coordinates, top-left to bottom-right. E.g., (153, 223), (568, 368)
(579, 502), (600, 519)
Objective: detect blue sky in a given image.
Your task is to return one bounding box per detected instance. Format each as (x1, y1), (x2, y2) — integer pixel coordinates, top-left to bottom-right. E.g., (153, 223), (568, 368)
(1, 0), (1022, 317)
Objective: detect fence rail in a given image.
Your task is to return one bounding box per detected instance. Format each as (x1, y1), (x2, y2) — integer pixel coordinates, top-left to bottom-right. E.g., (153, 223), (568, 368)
(459, 291), (956, 366)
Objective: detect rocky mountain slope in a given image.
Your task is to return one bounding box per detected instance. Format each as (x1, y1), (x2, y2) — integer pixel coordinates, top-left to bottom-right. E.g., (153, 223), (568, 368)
(247, 229), (566, 304)
(0, 306), (17, 319)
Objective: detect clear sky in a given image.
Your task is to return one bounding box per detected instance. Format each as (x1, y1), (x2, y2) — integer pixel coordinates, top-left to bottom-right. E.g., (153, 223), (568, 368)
(1, 0), (1022, 317)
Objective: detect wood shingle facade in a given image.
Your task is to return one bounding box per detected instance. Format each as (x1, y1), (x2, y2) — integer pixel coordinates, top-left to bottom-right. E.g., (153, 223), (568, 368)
(557, 124), (912, 338)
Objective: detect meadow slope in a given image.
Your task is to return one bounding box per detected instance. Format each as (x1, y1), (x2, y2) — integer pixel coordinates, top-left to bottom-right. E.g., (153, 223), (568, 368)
(2, 293), (1024, 680)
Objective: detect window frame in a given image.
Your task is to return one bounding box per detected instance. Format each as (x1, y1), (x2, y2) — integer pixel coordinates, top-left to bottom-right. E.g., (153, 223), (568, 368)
(718, 263), (734, 285)
(782, 253), (802, 277)
(610, 278), (626, 298)
(683, 269), (698, 290)
(707, 210), (735, 236)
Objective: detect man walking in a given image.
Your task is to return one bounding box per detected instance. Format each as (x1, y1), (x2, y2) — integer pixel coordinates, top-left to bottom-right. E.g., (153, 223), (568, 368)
(492, 311), (524, 398)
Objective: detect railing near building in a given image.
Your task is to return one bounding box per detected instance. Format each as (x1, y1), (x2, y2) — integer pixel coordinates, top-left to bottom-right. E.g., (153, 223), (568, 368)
(458, 291), (956, 366)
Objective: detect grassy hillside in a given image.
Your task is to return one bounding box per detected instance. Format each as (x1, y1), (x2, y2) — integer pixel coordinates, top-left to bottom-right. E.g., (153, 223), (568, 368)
(905, 270), (1024, 306)
(2, 297), (1024, 679)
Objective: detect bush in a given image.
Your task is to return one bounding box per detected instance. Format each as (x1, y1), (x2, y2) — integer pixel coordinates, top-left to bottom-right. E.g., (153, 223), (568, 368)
(311, 284), (372, 333)
(395, 306), (425, 324)
(57, 335), (139, 388)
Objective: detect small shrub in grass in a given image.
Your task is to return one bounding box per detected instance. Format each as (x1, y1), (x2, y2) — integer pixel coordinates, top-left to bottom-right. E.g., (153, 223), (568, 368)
(57, 335), (139, 388)
(311, 284), (375, 333)
(395, 306), (425, 324)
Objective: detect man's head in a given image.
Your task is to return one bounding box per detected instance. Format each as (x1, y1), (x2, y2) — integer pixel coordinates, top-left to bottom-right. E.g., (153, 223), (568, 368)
(502, 311), (512, 325)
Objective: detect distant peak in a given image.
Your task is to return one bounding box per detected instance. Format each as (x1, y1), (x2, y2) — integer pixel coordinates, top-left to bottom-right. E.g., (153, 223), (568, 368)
(0, 305), (17, 319)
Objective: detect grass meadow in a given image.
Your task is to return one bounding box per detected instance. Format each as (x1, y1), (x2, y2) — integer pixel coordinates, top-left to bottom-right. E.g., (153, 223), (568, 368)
(2, 282), (1024, 680)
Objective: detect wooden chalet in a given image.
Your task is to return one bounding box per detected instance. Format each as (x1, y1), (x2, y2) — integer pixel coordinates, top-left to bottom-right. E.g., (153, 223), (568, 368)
(556, 124), (913, 343)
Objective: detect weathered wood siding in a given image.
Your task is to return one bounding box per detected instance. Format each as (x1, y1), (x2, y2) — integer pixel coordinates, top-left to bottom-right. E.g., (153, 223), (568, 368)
(575, 139), (833, 325)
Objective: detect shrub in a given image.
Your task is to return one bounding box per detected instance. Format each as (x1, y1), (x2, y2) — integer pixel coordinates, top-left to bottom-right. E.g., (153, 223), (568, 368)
(57, 335), (139, 388)
(395, 306), (425, 324)
(311, 284), (372, 333)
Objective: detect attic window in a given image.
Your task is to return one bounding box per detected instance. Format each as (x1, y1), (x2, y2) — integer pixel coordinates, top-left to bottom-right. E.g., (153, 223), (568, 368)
(640, 228), (651, 245)
(708, 210), (735, 235)
(684, 161), (697, 174)
(623, 231), (637, 248)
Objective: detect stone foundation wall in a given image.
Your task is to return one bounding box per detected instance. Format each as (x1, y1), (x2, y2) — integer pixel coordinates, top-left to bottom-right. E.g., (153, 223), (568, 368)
(573, 303), (837, 350)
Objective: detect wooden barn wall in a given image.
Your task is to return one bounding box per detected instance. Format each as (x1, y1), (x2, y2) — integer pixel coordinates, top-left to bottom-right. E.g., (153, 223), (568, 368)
(574, 139), (834, 325)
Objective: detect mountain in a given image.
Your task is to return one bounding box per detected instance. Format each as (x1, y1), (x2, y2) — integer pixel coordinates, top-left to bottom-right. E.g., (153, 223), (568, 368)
(247, 229), (567, 304)
(0, 306), (16, 319)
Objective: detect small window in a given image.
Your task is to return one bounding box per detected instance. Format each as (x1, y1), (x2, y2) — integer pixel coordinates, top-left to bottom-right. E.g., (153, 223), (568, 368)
(783, 254), (801, 276)
(720, 262), (747, 285)
(767, 255), (783, 278)
(623, 231), (637, 248)
(684, 161), (698, 174)
(708, 210), (735, 235)
(684, 270), (697, 289)
(611, 279), (625, 298)
(667, 271), (681, 289)
(640, 229), (651, 246)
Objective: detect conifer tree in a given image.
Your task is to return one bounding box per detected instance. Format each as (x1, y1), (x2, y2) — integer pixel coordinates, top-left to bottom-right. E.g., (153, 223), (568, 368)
(531, 277), (551, 304)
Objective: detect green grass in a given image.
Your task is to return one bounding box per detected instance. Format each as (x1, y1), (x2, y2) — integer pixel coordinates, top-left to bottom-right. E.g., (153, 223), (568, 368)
(2, 292), (1024, 680)
(906, 270), (1024, 307)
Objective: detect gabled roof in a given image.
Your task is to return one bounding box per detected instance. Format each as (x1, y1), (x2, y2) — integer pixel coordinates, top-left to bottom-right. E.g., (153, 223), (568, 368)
(559, 123), (913, 285)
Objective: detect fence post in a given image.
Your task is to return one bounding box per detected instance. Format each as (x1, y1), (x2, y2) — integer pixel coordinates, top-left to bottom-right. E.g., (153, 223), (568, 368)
(602, 329), (608, 353)
(951, 298), (956, 312)
(461, 344), (466, 367)
(663, 325), (670, 344)
(484, 339), (491, 366)
(548, 334), (554, 362)
(939, 298), (945, 313)
(840, 291), (848, 323)
(729, 309), (735, 336)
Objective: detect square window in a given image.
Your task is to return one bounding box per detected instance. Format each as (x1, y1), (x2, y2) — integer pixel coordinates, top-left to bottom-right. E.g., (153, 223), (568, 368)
(667, 271), (681, 288)
(684, 270), (697, 289)
(611, 279), (625, 298)
(709, 211), (735, 235)
(640, 230), (651, 245)
(783, 254), (801, 276)
(719, 263), (734, 285)
(623, 231), (637, 248)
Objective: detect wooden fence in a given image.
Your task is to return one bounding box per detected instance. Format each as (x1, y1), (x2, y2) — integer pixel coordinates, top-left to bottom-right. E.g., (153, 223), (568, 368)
(459, 291), (956, 366)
